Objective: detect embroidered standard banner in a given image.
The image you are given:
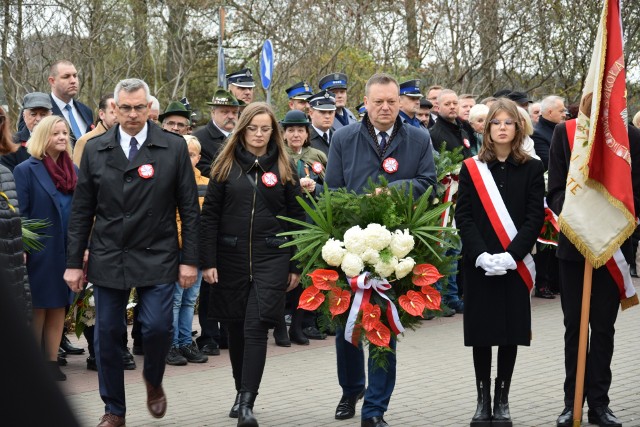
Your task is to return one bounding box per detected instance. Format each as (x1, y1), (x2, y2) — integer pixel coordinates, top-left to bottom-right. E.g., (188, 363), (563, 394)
(344, 272), (404, 346)
(558, 0), (636, 269)
(464, 157), (536, 291)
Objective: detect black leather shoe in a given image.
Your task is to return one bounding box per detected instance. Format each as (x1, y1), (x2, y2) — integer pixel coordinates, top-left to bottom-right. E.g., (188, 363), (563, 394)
(122, 347), (136, 370)
(556, 406), (577, 427)
(534, 287), (556, 299)
(200, 343), (221, 356)
(57, 348), (67, 366)
(61, 335), (85, 355)
(303, 326), (327, 340)
(289, 328), (310, 345)
(362, 416), (389, 427)
(587, 406), (622, 427)
(87, 355), (97, 371)
(335, 389), (365, 420)
(229, 392), (241, 418)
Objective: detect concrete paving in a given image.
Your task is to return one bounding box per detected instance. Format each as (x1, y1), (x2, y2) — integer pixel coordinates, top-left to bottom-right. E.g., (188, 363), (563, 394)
(60, 283), (640, 427)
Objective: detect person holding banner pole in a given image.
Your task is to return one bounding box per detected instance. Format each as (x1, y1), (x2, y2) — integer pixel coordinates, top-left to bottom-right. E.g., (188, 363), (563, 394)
(455, 98), (545, 427)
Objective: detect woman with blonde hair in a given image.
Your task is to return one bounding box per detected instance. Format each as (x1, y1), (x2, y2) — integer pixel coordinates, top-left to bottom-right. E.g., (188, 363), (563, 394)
(200, 102), (305, 426)
(455, 99), (545, 426)
(14, 115), (77, 381)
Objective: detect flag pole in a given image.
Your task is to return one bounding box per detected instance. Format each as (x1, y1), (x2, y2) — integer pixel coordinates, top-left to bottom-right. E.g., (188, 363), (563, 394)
(572, 260), (593, 426)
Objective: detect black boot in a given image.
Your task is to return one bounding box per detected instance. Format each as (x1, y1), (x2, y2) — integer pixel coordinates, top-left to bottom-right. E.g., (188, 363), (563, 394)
(237, 392), (258, 427)
(470, 378), (491, 426)
(289, 309), (309, 345)
(229, 392), (241, 418)
(273, 318), (291, 347)
(493, 377), (512, 426)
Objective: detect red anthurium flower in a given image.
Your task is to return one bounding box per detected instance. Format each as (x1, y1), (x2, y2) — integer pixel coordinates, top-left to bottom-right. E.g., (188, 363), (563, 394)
(328, 288), (351, 318)
(421, 285), (442, 311)
(365, 321), (391, 347)
(307, 269), (339, 290)
(298, 286), (325, 311)
(361, 302), (382, 332)
(398, 290), (427, 317)
(412, 264), (444, 287)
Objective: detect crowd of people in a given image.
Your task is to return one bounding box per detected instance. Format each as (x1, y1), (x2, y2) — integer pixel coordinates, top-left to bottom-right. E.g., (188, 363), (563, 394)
(0, 58), (638, 427)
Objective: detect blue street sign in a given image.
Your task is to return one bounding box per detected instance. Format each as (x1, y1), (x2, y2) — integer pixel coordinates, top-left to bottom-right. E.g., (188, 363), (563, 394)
(260, 39), (273, 90)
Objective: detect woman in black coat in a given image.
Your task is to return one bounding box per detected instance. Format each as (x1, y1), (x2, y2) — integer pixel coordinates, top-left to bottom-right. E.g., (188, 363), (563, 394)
(200, 102), (305, 427)
(455, 99), (545, 427)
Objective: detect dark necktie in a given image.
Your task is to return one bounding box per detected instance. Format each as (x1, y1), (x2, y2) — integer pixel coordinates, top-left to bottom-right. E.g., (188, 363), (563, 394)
(379, 131), (388, 147)
(64, 104), (82, 138)
(323, 132), (329, 144)
(128, 137), (139, 162)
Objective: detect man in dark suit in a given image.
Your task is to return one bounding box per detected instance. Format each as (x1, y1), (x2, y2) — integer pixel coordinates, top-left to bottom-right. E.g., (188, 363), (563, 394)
(308, 90), (336, 156)
(193, 87), (239, 177)
(48, 60), (94, 146)
(325, 73), (436, 427)
(64, 78), (200, 427)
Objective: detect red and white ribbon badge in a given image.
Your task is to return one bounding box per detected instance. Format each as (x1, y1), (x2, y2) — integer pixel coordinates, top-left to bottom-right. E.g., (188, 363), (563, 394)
(463, 138), (470, 148)
(138, 164), (154, 179)
(312, 162), (324, 174)
(382, 157), (399, 174)
(344, 272), (404, 347)
(262, 172), (278, 187)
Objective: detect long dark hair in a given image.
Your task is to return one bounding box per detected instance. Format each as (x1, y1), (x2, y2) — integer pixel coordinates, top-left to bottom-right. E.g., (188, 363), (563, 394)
(0, 106), (14, 155)
(211, 102), (295, 184)
(478, 98), (529, 164)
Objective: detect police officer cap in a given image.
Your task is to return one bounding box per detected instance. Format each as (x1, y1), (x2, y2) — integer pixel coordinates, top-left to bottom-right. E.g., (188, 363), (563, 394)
(286, 81), (313, 100)
(226, 68), (255, 88)
(506, 91), (532, 104)
(280, 110), (311, 127)
(356, 102), (366, 117)
(419, 98), (433, 109)
(308, 90), (337, 111)
(319, 73), (348, 90)
(206, 88), (240, 107)
(399, 80), (423, 98)
(23, 92), (52, 110)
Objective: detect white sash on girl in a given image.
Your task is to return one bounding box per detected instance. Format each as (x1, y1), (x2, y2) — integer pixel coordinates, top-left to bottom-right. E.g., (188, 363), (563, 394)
(464, 157), (536, 291)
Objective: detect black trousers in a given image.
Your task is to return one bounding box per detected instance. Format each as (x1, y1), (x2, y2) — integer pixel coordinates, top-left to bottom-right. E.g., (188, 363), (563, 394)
(559, 259), (619, 408)
(226, 283), (271, 394)
(197, 279), (228, 346)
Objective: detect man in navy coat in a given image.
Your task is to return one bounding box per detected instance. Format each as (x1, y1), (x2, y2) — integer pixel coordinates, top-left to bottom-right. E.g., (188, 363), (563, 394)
(48, 60), (94, 146)
(64, 78), (199, 427)
(325, 73), (436, 427)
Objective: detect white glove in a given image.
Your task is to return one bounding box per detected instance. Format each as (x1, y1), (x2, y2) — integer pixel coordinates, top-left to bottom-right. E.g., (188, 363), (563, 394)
(492, 252), (517, 270)
(476, 252), (508, 276)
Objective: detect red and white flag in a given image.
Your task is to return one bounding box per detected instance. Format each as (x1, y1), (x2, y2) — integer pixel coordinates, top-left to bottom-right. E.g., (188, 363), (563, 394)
(559, 0), (636, 283)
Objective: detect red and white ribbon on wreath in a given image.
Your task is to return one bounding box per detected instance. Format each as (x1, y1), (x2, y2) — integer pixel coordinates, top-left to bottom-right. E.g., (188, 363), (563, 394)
(537, 198), (560, 246)
(344, 272), (404, 346)
(439, 174), (459, 228)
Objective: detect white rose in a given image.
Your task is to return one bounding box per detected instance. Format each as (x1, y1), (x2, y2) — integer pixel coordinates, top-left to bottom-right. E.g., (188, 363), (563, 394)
(343, 226), (367, 255)
(374, 256), (398, 278)
(85, 318), (96, 327)
(88, 296), (95, 307)
(341, 252), (365, 277)
(322, 238), (347, 266)
(363, 223), (392, 251)
(395, 257), (416, 279)
(361, 248), (381, 265)
(389, 229), (415, 259)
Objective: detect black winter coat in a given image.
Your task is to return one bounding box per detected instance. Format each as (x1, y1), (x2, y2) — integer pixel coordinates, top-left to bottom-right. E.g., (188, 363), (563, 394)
(199, 141), (305, 324)
(193, 120), (227, 177)
(66, 122), (200, 289)
(531, 116), (557, 169)
(0, 164), (31, 322)
(455, 156), (545, 346)
(429, 115), (472, 158)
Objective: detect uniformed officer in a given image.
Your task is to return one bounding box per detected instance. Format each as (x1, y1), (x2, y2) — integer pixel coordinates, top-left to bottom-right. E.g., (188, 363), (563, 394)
(398, 79), (426, 129)
(356, 102), (366, 120)
(307, 90), (336, 156)
(286, 81), (313, 114)
(318, 72), (357, 130)
(226, 68), (255, 105)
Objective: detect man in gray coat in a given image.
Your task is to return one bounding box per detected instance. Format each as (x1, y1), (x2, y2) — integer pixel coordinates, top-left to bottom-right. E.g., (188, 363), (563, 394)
(64, 78), (199, 427)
